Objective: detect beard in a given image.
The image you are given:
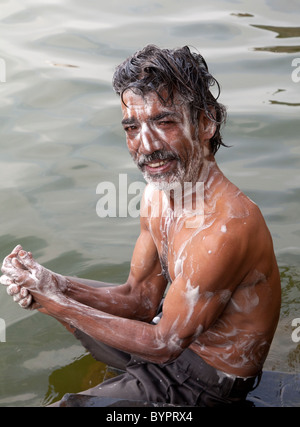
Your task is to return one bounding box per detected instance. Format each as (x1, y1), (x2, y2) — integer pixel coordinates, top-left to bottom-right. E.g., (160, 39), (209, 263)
(132, 150), (182, 191)
(142, 166), (185, 191)
(132, 149), (202, 192)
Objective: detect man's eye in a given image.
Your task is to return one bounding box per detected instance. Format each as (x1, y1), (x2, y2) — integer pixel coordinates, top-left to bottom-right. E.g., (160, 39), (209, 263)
(124, 126), (137, 132)
(158, 121), (173, 126)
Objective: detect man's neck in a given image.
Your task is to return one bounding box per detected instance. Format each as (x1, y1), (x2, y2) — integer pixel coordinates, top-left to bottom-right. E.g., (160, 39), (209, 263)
(163, 158), (220, 216)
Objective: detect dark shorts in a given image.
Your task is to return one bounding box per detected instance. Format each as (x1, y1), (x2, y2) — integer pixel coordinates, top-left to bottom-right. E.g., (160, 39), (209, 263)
(65, 329), (261, 407)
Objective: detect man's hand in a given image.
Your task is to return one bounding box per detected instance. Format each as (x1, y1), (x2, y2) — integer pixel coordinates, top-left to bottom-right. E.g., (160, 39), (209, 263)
(0, 245), (68, 307)
(0, 273), (33, 308)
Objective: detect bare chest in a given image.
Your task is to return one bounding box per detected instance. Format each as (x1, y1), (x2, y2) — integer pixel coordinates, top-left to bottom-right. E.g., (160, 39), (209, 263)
(149, 214), (191, 283)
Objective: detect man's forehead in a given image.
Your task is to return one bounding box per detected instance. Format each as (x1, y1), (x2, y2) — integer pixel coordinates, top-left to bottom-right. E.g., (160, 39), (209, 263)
(121, 90), (186, 117)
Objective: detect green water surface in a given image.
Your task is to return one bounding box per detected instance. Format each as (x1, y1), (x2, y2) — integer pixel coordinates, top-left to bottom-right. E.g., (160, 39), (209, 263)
(0, 0), (299, 406)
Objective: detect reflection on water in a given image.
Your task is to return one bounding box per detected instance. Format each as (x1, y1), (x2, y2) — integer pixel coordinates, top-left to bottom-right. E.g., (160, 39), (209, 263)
(0, 0), (300, 406)
(254, 45), (300, 54)
(252, 25), (300, 39)
(231, 13), (254, 18)
(269, 100), (300, 107)
(264, 265), (300, 374)
(252, 23), (300, 53)
(43, 353), (109, 406)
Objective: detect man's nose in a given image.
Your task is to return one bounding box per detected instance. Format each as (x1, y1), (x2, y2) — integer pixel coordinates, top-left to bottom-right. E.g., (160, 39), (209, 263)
(138, 124), (162, 155)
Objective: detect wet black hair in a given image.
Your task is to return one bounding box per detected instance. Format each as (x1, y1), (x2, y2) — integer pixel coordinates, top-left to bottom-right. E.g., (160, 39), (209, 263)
(112, 45), (227, 154)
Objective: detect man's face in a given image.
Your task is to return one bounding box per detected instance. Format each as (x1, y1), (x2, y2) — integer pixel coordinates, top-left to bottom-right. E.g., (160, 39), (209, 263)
(121, 90), (204, 191)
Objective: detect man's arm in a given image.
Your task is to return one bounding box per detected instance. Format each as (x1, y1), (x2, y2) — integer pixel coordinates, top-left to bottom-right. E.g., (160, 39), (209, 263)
(1, 224), (247, 364)
(28, 228), (246, 364)
(1, 189), (252, 365)
(63, 225), (167, 322)
(55, 185), (168, 321)
(1, 220), (167, 322)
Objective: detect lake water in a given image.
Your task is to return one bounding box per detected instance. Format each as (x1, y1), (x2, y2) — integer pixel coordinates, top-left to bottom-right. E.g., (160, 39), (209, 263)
(0, 0), (299, 407)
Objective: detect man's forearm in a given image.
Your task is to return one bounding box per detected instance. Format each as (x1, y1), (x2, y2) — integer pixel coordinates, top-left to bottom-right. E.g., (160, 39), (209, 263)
(64, 276), (117, 312)
(66, 276), (118, 289)
(64, 276), (152, 321)
(44, 293), (180, 364)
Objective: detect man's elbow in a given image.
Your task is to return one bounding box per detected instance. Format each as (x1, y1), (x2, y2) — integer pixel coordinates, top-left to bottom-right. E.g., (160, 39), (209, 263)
(156, 350), (182, 365)
(147, 334), (185, 364)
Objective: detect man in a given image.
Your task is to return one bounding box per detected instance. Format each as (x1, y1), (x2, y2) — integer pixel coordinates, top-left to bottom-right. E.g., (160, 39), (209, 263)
(0, 45), (281, 406)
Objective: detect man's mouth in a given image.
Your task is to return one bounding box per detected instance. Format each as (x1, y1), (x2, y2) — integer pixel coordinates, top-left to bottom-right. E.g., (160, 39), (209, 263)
(137, 151), (179, 175)
(144, 158), (177, 174)
(148, 160), (169, 168)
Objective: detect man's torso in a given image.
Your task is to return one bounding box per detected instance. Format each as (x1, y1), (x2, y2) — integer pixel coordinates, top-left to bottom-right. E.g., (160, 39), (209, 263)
(145, 177), (281, 377)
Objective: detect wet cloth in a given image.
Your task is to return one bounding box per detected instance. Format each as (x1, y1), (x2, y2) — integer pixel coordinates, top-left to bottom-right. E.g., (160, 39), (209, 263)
(66, 329), (261, 407)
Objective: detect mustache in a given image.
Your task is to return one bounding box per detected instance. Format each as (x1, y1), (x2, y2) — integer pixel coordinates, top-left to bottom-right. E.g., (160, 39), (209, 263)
(135, 150), (180, 169)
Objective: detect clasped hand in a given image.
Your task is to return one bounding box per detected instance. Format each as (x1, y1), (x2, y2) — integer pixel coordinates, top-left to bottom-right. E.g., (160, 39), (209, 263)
(0, 245), (66, 309)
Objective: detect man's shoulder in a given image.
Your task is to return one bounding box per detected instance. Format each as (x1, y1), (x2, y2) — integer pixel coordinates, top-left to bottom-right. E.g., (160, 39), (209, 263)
(230, 191), (267, 232)
(186, 190), (267, 256)
(220, 181), (265, 227)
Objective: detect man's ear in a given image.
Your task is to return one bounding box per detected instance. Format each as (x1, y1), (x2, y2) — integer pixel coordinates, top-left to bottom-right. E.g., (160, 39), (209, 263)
(198, 110), (217, 141)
